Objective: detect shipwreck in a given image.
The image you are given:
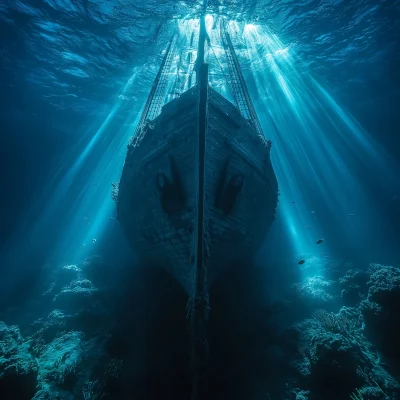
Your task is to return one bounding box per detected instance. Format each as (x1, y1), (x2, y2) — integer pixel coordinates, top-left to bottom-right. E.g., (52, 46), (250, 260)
(115, 3), (278, 397)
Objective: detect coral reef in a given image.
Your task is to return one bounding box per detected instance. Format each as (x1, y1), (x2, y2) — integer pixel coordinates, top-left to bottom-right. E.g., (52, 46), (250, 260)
(360, 264), (400, 370)
(0, 257), (122, 399)
(292, 275), (337, 304)
(290, 309), (399, 399)
(0, 322), (38, 400)
(285, 262), (400, 400)
(339, 269), (369, 305)
(1, 256), (400, 399)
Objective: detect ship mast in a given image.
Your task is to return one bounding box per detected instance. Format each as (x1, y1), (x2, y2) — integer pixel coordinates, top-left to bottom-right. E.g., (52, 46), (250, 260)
(196, 0), (208, 77)
(191, 1), (209, 399)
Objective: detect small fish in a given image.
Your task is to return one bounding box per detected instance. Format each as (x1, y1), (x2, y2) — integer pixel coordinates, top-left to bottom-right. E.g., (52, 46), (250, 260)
(298, 259), (305, 265)
(393, 195), (400, 201)
(316, 239), (324, 244)
(349, 213), (355, 216)
(291, 201), (295, 204)
(311, 210), (316, 214)
(305, 225), (311, 229)
(92, 238), (97, 243)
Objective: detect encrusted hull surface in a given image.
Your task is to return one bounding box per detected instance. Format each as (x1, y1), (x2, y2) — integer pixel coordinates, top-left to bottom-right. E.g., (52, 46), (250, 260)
(117, 86), (278, 296)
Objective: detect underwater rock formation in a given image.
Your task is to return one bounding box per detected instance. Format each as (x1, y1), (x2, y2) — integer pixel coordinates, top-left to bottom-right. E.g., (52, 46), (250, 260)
(0, 256), (122, 400)
(53, 279), (99, 312)
(41, 264), (82, 302)
(293, 317), (365, 399)
(0, 322), (38, 400)
(290, 308), (399, 400)
(282, 260), (400, 400)
(339, 268), (369, 306)
(291, 275), (338, 310)
(360, 264), (400, 370)
(2, 255), (400, 399)
(34, 331), (85, 399)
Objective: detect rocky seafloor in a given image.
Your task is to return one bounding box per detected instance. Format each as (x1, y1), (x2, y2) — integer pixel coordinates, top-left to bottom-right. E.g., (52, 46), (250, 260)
(0, 256), (125, 400)
(1, 256), (399, 399)
(281, 260), (400, 400)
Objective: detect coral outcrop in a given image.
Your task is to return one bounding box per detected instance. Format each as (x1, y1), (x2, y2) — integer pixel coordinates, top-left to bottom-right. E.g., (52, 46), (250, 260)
(0, 256), (122, 399)
(291, 308), (399, 399)
(360, 264), (400, 369)
(339, 269), (369, 305)
(2, 255), (400, 399)
(284, 261), (400, 400)
(0, 322), (38, 400)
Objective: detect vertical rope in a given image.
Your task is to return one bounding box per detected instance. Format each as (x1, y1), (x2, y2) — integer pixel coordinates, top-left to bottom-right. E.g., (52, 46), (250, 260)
(220, 19), (265, 137)
(131, 33), (177, 147)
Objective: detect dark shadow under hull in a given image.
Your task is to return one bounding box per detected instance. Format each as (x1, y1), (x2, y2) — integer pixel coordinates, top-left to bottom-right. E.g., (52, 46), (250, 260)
(107, 262), (290, 400)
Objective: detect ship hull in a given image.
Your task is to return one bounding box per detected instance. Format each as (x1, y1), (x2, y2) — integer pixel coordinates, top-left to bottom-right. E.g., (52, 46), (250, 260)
(117, 85), (278, 296)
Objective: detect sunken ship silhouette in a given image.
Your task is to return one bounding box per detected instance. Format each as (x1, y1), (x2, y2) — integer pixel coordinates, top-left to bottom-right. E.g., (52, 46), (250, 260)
(116, 15), (278, 298)
(116, 9), (278, 397)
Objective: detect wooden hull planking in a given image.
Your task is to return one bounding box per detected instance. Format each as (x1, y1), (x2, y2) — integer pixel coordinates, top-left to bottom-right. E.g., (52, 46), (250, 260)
(117, 85), (278, 296)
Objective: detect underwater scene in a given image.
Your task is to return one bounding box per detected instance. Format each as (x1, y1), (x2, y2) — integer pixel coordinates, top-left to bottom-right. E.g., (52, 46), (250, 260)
(1, 0), (400, 399)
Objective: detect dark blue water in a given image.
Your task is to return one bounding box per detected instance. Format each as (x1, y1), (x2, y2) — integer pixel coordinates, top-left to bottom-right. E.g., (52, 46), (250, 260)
(0, 1), (399, 399)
